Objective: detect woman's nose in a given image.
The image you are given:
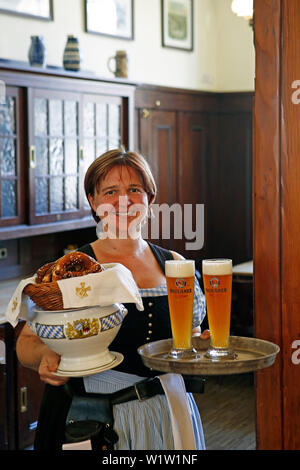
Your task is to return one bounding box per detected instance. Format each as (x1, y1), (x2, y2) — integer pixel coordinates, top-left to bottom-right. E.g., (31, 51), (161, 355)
(117, 194), (130, 209)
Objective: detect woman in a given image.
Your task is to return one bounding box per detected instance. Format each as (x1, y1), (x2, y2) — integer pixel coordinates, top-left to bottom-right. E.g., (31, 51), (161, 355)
(16, 149), (208, 450)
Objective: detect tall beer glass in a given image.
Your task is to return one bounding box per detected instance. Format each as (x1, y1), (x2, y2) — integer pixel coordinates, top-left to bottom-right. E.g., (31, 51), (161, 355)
(165, 260), (197, 359)
(202, 259), (237, 360)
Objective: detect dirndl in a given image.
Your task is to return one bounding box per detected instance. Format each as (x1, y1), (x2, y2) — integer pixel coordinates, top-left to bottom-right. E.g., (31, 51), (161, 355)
(66, 370), (206, 450)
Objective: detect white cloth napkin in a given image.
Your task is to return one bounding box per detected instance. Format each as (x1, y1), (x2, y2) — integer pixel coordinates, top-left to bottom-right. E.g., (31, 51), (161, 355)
(57, 263), (143, 311)
(5, 277), (36, 327)
(158, 373), (197, 450)
(5, 263), (143, 327)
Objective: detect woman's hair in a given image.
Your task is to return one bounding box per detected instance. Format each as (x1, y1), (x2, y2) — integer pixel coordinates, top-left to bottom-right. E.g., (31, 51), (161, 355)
(84, 148), (157, 223)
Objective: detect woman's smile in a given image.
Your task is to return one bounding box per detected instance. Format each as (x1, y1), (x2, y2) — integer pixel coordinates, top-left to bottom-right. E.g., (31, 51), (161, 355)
(88, 165), (149, 237)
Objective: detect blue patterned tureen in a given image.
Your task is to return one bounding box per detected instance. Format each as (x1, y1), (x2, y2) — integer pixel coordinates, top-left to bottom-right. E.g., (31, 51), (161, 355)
(30, 304), (127, 376)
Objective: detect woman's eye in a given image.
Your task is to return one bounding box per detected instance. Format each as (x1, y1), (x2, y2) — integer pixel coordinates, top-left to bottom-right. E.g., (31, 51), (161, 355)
(129, 188), (141, 193)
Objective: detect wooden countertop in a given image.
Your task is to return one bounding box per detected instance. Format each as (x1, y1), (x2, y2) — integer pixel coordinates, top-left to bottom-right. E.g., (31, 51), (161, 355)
(232, 260), (253, 276)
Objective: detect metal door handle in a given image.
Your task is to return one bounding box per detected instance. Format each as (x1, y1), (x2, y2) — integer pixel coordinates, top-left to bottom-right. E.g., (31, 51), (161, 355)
(29, 145), (36, 169)
(141, 108), (150, 119)
(20, 386), (27, 413)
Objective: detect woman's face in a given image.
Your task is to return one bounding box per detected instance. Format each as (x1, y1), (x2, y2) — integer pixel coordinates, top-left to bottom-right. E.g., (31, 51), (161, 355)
(88, 165), (149, 238)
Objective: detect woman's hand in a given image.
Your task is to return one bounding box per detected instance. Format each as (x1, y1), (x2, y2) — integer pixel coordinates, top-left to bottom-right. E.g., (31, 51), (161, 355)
(38, 349), (69, 386)
(192, 327), (210, 339)
(199, 329), (210, 340)
(16, 323), (69, 387)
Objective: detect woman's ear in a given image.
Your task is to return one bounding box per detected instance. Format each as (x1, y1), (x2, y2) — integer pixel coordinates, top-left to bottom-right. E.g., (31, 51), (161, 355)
(88, 194), (96, 212)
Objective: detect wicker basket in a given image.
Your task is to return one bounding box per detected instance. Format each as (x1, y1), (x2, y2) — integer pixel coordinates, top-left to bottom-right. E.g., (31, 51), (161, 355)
(24, 282), (64, 311)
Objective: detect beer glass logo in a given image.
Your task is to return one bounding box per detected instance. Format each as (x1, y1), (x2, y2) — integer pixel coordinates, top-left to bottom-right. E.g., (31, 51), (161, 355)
(210, 277), (220, 288)
(176, 279), (187, 288)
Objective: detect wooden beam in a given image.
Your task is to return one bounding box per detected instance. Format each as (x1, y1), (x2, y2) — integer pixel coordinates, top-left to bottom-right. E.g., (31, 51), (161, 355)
(253, 0), (283, 449)
(281, 0), (300, 449)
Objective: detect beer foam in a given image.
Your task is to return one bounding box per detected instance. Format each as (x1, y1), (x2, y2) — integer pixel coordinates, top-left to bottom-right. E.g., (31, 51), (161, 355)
(202, 259), (232, 275)
(165, 260), (195, 277)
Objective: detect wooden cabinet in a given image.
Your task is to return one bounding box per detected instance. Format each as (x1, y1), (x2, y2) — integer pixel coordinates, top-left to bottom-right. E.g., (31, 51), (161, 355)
(0, 63), (135, 238)
(0, 322), (44, 449)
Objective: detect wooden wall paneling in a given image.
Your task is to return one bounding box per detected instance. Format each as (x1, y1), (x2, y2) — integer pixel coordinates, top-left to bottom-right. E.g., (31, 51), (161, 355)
(281, 0), (300, 449)
(135, 86), (218, 114)
(177, 112), (210, 262)
(253, 0), (283, 449)
(216, 110), (253, 265)
(138, 109), (178, 252)
(136, 85), (253, 269)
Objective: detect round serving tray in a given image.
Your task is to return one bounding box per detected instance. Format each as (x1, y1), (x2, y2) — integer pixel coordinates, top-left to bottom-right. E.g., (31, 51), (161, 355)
(137, 336), (280, 376)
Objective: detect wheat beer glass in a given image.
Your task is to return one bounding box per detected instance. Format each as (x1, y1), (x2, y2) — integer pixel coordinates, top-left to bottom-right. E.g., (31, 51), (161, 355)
(202, 259), (237, 360)
(165, 260), (197, 359)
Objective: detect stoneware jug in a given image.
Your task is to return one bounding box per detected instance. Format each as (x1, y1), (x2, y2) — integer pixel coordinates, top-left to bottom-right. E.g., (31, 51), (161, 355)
(28, 36), (46, 68)
(63, 35), (81, 72)
(107, 50), (128, 78)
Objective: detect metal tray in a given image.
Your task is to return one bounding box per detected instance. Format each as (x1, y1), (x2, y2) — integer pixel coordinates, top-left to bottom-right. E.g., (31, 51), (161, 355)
(137, 336), (280, 375)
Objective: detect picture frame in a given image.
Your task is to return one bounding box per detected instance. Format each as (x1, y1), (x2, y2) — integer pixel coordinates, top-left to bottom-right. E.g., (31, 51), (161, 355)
(85, 0), (134, 40)
(161, 0), (194, 51)
(0, 0), (53, 21)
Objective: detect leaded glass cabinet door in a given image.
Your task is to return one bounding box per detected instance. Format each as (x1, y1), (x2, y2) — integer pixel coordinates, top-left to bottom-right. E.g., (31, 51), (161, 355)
(0, 86), (25, 227)
(28, 88), (83, 224)
(82, 94), (122, 213)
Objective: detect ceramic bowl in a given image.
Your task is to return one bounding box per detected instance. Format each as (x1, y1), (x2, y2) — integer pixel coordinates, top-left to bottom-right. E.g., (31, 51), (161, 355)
(30, 303), (127, 375)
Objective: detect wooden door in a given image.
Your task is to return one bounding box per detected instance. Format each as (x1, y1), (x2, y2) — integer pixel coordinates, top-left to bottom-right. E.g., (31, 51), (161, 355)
(177, 112), (210, 262)
(0, 327), (7, 449)
(27, 88), (83, 225)
(216, 109), (253, 265)
(254, 0), (300, 449)
(138, 109), (178, 252)
(0, 86), (26, 228)
(16, 361), (45, 449)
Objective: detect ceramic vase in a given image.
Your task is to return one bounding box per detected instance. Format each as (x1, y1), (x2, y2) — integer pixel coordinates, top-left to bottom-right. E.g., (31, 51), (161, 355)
(63, 35), (81, 72)
(28, 36), (46, 68)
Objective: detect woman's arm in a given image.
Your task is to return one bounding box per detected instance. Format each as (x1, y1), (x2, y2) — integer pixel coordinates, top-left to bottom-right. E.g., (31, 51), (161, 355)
(16, 323), (69, 386)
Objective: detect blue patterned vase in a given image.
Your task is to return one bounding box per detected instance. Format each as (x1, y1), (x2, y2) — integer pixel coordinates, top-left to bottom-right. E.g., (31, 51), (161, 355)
(63, 35), (81, 71)
(28, 36), (46, 68)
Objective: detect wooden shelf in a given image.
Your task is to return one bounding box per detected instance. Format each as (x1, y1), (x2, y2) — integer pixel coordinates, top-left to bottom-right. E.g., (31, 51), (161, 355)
(0, 217), (96, 241)
(0, 57), (138, 87)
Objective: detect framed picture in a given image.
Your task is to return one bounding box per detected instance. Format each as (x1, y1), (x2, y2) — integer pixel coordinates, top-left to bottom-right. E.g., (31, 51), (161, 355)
(161, 0), (194, 51)
(85, 0), (134, 40)
(0, 0), (53, 21)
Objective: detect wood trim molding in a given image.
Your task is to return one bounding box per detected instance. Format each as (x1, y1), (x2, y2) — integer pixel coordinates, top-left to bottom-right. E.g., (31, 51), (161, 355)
(280, 0), (300, 450)
(253, 0), (300, 450)
(253, 0), (283, 450)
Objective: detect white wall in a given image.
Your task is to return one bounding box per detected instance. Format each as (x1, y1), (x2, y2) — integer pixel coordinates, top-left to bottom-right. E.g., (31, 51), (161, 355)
(216, 0), (255, 91)
(0, 0), (254, 91)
